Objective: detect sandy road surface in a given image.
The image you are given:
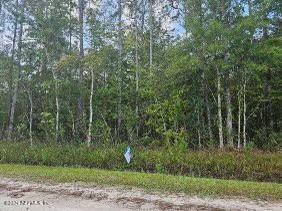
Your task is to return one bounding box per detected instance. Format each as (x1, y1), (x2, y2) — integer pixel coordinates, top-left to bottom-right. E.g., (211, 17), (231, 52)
(0, 177), (281, 211)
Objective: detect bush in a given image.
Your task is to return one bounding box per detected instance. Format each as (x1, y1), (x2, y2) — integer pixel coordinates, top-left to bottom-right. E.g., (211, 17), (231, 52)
(252, 129), (282, 150)
(0, 141), (281, 182)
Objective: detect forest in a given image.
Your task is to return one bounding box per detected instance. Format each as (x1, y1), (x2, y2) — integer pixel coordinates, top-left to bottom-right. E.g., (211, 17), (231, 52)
(0, 0), (281, 151)
(0, 2), (281, 209)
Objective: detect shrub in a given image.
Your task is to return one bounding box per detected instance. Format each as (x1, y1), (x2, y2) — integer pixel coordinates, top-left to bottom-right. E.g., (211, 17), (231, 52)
(0, 141), (281, 182)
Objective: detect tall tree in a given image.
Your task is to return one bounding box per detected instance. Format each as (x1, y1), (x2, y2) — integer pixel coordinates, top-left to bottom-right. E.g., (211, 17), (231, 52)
(149, 0), (153, 69)
(87, 60), (94, 147)
(217, 66), (224, 149)
(117, 0), (123, 138)
(76, 0), (85, 138)
(134, 0), (139, 137)
(7, 0), (24, 140)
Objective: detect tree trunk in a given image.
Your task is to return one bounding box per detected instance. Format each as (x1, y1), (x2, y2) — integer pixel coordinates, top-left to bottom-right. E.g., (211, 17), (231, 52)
(70, 109), (75, 137)
(202, 72), (213, 143)
(237, 90), (241, 149)
(7, 0), (19, 138)
(206, 98), (213, 144)
(51, 67), (59, 142)
(7, 0), (23, 140)
(78, 0), (84, 57)
(69, 0), (73, 52)
(45, 50), (59, 142)
(28, 90), (33, 146)
(264, 69), (272, 137)
(226, 72), (233, 147)
(197, 110), (201, 149)
(217, 67), (224, 149)
(117, 0), (123, 138)
(242, 0), (252, 148)
(243, 76), (247, 148)
(135, 0), (139, 138)
(76, 0), (85, 138)
(87, 68), (94, 147)
(140, 0), (146, 34)
(11, 0), (19, 62)
(149, 0), (153, 69)
(55, 79), (59, 142)
(0, 1), (2, 15)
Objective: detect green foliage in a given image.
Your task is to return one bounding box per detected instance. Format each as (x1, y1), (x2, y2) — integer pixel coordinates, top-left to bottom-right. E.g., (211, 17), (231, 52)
(0, 0), (281, 151)
(252, 130), (282, 150)
(38, 112), (56, 140)
(0, 142), (280, 183)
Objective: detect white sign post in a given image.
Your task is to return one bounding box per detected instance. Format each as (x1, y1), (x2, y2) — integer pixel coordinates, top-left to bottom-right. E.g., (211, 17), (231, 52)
(124, 146), (132, 164)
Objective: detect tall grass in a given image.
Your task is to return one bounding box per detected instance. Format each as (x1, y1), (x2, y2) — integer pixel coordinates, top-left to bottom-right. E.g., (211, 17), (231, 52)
(0, 141), (281, 182)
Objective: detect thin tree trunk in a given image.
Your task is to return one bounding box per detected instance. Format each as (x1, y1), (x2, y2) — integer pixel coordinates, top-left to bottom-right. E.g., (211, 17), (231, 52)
(149, 0), (153, 69)
(197, 110), (201, 149)
(45, 50), (59, 142)
(117, 0), (123, 138)
(51, 66), (59, 142)
(140, 0), (146, 33)
(76, 0), (84, 138)
(7, 0), (19, 138)
(70, 109), (75, 137)
(242, 0), (252, 148)
(78, 0), (84, 57)
(55, 79), (59, 142)
(0, 1), (2, 15)
(243, 76), (247, 148)
(237, 90), (241, 149)
(264, 69), (272, 137)
(11, 0), (19, 62)
(28, 90), (33, 146)
(7, 0), (23, 140)
(217, 67), (224, 149)
(0, 0), (2, 48)
(202, 72), (213, 143)
(87, 68), (94, 147)
(67, 101), (75, 137)
(69, 0), (73, 52)
(206, 98), (213, 143)
(103, 71), (106, 86)
(135, 0), (139, 138)
(226, 71), (233, 147)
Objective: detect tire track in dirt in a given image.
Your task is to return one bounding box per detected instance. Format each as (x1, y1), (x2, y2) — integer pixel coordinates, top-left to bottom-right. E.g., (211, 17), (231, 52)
(0, 177), (281, 210)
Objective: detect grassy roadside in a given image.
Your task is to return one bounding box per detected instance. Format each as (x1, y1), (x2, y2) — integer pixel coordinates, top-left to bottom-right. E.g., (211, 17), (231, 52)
(1, 142), (281, 183)
(0, 164), (281, 201)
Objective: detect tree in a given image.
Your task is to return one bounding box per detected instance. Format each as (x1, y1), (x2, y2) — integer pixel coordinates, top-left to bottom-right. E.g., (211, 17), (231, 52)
(0, 0), (280, 151)
(76, 0), (85, 139)
(149, 0), (153, 69)
(117, 0), (123, 139)
(7, 0), (24, 140)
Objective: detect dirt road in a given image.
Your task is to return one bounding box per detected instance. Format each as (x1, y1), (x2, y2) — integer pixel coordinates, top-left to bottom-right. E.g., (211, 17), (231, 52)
(0, 177), (281, 211)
